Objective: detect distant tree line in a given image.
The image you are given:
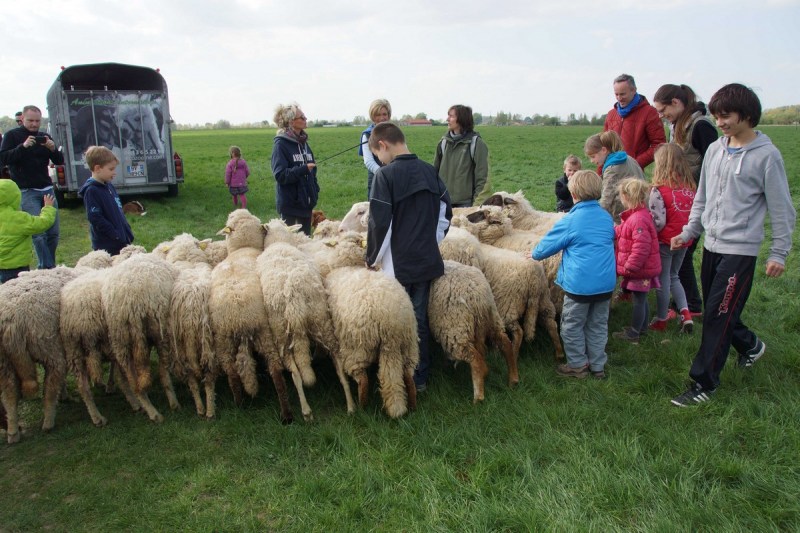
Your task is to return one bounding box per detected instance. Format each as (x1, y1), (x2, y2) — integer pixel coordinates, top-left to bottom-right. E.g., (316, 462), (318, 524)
(81, 104), (800, 133)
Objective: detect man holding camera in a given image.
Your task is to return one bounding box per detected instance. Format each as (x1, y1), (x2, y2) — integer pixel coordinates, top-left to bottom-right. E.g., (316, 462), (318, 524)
(0, 105), (64, 269)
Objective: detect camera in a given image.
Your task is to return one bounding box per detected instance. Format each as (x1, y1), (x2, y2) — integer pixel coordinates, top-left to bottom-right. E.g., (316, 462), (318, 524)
(35, 135), (48, 144)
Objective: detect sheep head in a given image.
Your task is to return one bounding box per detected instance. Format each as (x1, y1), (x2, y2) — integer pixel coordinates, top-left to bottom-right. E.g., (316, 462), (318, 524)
(339, 201), (369, 233)
(219, 209), (266, 252)
(263, 218), (310, 248)
(460, 206), (512, 244)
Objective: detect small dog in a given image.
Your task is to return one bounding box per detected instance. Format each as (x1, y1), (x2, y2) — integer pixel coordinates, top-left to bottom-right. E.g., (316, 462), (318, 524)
(122, 201), (147, 216)
(311, 209), (327, 228)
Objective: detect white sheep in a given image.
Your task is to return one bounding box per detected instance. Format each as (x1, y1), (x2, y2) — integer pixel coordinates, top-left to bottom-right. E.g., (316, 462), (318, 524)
(209, 210), (293, 423)
(325, 266), (419, 418)
(101, 253), (180, 424)
(61, 266), (143, 428)
(256, 239), (355, 420)
(0, 267), (83, 443)
(312, 219), (340, 239)
(338, 201), (369, 234)
(460, 206), (564, 315)
(428, 261), (517, 402)
(482, 190), (565, 235)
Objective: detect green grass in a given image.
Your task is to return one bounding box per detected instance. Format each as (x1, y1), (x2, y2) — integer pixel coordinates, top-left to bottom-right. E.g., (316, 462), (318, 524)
(3, 126), (800, 531)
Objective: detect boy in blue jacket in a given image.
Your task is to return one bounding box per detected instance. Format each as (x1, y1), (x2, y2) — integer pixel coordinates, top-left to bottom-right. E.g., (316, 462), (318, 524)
(533, 170), (616, 379)
(78, 146), (134, 256)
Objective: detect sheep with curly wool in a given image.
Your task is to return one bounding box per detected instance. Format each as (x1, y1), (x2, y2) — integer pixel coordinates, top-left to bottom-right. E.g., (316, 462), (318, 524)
(155, 233), (222, 419)
(460, 207), (564, 315)
(256, 237), (355, 420)
(482, 190), (565, 235)
(209, 210), (292, 423)
(101, 253), (181, 424)
(312, 219), (340, 239)
(301, 231), (368, 279)
(0, 267), (84, 443)
(324, 266), (418, 418)
(439, 226), (484, 269)
(451, 211), (564, 361)
(428, 261), (517, 402)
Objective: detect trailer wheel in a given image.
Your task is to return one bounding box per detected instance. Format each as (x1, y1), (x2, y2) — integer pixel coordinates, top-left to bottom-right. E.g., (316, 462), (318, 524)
(166, 184), (179, 197)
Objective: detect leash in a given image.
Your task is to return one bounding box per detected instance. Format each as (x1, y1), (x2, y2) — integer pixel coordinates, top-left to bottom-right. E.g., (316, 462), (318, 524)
(315, 140), (368, 164)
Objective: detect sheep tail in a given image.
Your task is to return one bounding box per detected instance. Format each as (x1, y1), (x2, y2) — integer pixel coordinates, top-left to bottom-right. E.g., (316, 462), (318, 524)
(235, 340), (258, 397)
(377, 343), (409, 419)
(522, 288), (540, 343)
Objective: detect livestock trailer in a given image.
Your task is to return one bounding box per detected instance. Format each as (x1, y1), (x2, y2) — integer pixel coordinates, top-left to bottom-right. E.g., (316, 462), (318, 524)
(45, 62), (183, 201)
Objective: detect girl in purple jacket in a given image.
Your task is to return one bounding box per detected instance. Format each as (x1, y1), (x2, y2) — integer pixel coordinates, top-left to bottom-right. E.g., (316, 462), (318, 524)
(613, 177), (661, 344)
(225, 146), (250, 209)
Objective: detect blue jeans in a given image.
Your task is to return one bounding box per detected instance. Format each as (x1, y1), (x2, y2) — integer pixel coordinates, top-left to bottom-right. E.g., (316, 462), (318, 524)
(560, 295), (610, 372)
(0, 267), (29, 284)
(403, 280), (432, 387)
(20, 187), (59, 269)
(656, 244), (688, 319)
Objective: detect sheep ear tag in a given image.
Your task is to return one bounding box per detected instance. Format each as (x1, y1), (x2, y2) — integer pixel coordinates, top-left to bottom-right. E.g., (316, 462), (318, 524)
(360, 239), (367, 249)
(199, 239), (211, 251)
(324, 239), (337, 248)
(217, 226), (232, 236)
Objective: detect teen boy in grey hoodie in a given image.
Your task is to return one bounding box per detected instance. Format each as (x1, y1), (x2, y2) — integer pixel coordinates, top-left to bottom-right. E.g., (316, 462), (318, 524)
(669, 83), (796, 407)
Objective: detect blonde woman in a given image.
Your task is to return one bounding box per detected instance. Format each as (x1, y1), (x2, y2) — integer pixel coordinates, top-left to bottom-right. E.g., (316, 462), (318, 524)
(360, 98), (391, 199)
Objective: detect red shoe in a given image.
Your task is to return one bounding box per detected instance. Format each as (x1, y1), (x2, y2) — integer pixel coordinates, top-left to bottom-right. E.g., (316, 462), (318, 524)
(679, 309), (694, 334)
(666, 309), (678, 321)
(649, 318), (668, 331)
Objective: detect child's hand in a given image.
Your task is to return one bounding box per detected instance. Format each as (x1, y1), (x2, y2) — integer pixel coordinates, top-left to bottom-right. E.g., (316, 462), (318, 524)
(670, 235), (685, 250)
(42, 194), (55, 207)
(307, 163), (316, 171)
(520, 250), (533, 261)
(765, 261), (785, 278)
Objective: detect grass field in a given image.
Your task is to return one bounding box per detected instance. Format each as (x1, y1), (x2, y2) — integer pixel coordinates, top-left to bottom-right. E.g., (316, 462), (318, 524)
(2, 125), (799, 531)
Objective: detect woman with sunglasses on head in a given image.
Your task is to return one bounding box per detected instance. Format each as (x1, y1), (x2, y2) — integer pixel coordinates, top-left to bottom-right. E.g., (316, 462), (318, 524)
(271, 103), (320, 235)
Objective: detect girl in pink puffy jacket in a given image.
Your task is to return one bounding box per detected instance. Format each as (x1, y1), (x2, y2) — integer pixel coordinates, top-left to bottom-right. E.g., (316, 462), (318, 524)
(613, 177), (661, 343)
(225, 145), (250, 209)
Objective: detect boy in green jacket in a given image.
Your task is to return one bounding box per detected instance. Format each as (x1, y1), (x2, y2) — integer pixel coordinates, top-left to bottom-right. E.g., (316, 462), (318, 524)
(0, 179), (56, 283)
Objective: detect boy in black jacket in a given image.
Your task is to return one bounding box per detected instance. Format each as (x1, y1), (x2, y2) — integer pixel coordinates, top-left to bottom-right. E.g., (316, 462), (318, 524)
(554, 155), (581, 212)
(366, 123), (452, 391)
(78, 146), (134, 256)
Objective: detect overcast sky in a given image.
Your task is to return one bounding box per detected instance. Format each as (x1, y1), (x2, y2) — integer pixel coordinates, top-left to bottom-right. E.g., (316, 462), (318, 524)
(3, 0), (798, 125)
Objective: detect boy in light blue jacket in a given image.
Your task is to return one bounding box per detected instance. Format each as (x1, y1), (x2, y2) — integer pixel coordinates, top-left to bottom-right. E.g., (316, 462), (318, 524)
(533, 170), (616, 379)
(670, 83), (796, 407)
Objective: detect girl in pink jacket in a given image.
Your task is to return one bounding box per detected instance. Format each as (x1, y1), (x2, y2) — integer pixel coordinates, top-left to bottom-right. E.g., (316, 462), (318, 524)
(225, 145), (250, 209)
(613, 177), (661, 343)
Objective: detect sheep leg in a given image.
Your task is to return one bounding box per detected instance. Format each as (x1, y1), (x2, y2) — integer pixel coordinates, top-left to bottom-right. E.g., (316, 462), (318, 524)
(544, 316), (565, 361)
(105, 360), (117, 394)
(134, 391), (164, 423)
(469, 349), (489, 403)
(75, 371), (107, 427)
(288, 360), (313, 422)
(268, 365), (293, 425)
(203, 377), (217, 420)
(115, 372), (142, 412)
(331, 353), (356, 414)
(157, 342), (180, 411)
(1, 377), (20, 444)
(404, 370), (417, 411)
(353, 369), (369, 408)
(508, 323), (524, 362)
(41, 362), (65, 433)
(186, 376), (205, 417)
(493, 329), (518, 387)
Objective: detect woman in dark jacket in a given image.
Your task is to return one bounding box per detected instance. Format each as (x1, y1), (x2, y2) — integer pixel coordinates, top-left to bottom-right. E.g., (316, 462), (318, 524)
(271, 103), (319, 235)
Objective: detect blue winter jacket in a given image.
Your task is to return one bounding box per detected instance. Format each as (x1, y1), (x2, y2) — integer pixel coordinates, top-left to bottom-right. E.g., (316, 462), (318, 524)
(78, 178), (134, 255)
(271, 134), (320, 218)
(532, 200), (616, 296)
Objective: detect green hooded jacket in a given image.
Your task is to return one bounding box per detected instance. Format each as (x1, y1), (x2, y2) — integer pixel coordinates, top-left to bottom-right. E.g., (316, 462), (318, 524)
(433, 131), (491, 206)
(0, 179), (56, 269)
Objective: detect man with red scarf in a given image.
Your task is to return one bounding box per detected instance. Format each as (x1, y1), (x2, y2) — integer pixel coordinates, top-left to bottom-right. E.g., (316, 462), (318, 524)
(603, 74), (665, 170)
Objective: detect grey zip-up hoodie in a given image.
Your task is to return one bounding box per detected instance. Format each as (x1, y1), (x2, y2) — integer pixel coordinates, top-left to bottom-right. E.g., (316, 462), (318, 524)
(679, 131), (796, 264)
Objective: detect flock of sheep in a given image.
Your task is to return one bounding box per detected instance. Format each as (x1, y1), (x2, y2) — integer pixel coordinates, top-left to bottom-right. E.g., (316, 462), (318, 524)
(0, 191), (566, 444)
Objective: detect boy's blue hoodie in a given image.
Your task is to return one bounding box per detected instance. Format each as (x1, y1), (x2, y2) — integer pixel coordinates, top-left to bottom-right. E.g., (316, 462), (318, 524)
(78, 178), (134, 255)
